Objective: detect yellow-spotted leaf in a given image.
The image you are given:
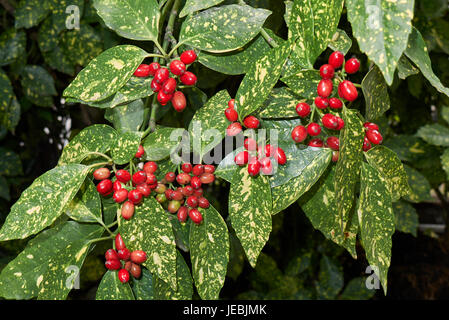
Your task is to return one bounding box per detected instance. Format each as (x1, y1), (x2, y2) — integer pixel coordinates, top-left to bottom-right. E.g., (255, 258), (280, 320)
(358, 162), (395, 295)
(346, 0), (414, 85)
(63, 45), (149, 102)
(281, 69), (322, 99)
(119, 197), (177, 291)
(328, 28), (352, 55)
(14, 0), (50, 29)
(214, 147), (244, 183)
(397, 55), (419, 80)
(259, 87), (304, 119)
(0, 164), (90, 241)
(96, 271), (135, 300)
(180, 0), (225, 18)
(64, 180), (102, 223)
(105, 99), (145, 132)
(229, 167), (272, 267)
(0, 29), (26, 66)
(111, 131), (143, 165)
(403, 164), (433, 203)
(393, 200), (418, 237)
(362, 65), (390, 121)
(190, 205), (229, 300)
(132, 267), (155, 300)
(416, 123), (449, 147)
(0, 69), (20, 131)
(142, 127), (183, 162)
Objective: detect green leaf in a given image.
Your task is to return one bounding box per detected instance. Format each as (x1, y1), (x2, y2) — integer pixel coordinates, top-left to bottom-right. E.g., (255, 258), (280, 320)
(441, 107), (449, 126)
(328, 28), (352, 55)
(37, 15), (64, 53)
(188, 90), (231, 158)
(339, 277), (376, 300)
(93, 0), (160, 42)
(0, 222), (102, 300)
(59, 124), (117, 166)
(364, 145), (411, 202)
(154, 251), (193, 300)
(20, 65), (57, 97)
(229, 167), (272, 267)
(179, 4), (271, 53)
(132, 267), (155, 300)
(63, 45), (149, 102)
(65, 180), (102, 223)
(441, 148), (449, 180)
(14, 0), (50, 29)
(358, 162), (395, 295)
(298, 166), (358, 258)
(405, 27), (449, 97)
(120, 197), (177, 291)
(0, 147), (23, 176)
(60, 25), (104, 67)
(289, 0), (344, 67)
(142, 127), (183, 162)
(96, 271), (135, 300)
(0, 29), (26, 66)
(105, 99), (145, 132)
(214, 147), (244, 183)
(397, 55), (419, 80)
(171, 218), (190, 252)
(334, 107), (364, 231)
(383, 135), (438, 165)
(0, 164), (90, 241)
(416, 123), (449, 147)
(180, 0), (224, 18)
(393, 200), (418, 237)
(111, 130), (143, 165)
(0, 69), (21, 131)
(315, 255), (344, 300)
(198, 34), (271, 75)
(0, 176), (10, 201)
(190, 205), (229, 300)
(403, 164), (433, 203)
(259, 87), (304, 119)
(42, 45), (76, 76)
(362, 65), (390, 121)
(235, 38), (293, 119)
(281, 69), (322, 99)
(346, 0), (414, 85)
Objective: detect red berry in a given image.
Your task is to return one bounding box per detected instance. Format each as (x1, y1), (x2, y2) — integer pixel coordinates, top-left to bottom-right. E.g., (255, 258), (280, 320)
(154, 67), (170, 84)
(105, 259), (121, 270)
(292, 125), (308, 143)
(162, 77), (177, 95)
(187, 196), (199, 208)
(248, 160), (261, 177)
(329, 97), (343, 109)
(193, 187), (203, 198)
(143, 161), (158, 174)
(192, 164), (204, 176)
(97, 179), (113, 196)
(235, 151), (249, 166)
(228, 99), (235, 109)
(244, 138), (257, 151)
(130, 250), (147, 264)
(128, 189), (143, 205)
(182, 185), (194, 196)
(243, 116), (259, 129)
(180, 50), (197, 65)
(264, 144), (274, 157)
(148, 62), (160, 76)
(336, 116), (345, 130)
(200, 173), (215, 184)
(198, 197), (210, 209)
(105, 249), (119, 261)
(345, 58), (360, 74)
(117, 248), (131, 261)
(134, 64), (150, 77)
(332, 151), (339, 162)
(321, 113), (339, 130)
(118, 269), (130, 283)
(176, 172), (191, 185)
(226, 122), (242, 136)
(363, 136), (372, 152)
(177, 206), (188, 222)
(165, 189), (174, 200)
(189, 208), (203, 225)
(121, 200), (135, 220)
(364, 122), (379, 131)
(169, 60), (186, 76)
(308, 138), (324, 147)
(151, 79), (162, 92)
(204, 165), (215, 174)
(157, 90), (173, 106)
(260, 157), (273, 175)
(317, 79), (333, 98)
(315, 96), (329, 109)
(115, 233), (126, 251)
(273, 147), (287, 165)
(137, 184), (151, 197)
(366, 129), (383, 145)
(145, 173), (157, 185)
(180, 71), (197, 86)
(154, 183), (166, 194)
(319, 64), (335, 79)
(190, 176), (202, 189)
(326, 136), (340, 150)
(338, 80), (358, 101)
(113, 180), (123, 192)
(165, 172), (176, 183)
(182, 163), (193, 173)
(113, 189), (128, 203)
(296, 102), (311, 117)
(130, 263), (142, 279)
(132, 171), (147, 185)
(172, 91), (187, 112)
(329, 51), (344, 69)
(225, 108), (238, 122)
(171, 190), (184, 201)
(116, 170), (131, 184)
(135, 145), (145, 158)
(93, 168), (110, 180)
(307, 123), (321, 136)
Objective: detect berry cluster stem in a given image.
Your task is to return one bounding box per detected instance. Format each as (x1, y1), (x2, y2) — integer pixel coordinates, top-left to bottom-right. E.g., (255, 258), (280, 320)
(260, 28), (278, 48)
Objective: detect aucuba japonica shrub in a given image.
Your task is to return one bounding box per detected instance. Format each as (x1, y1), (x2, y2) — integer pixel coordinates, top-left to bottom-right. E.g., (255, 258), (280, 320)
(1, 0), (449, 300)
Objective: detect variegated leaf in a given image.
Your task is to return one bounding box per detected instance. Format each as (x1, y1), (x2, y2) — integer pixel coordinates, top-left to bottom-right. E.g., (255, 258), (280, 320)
(397, 55), (419, 80)
(236, 38), (293, 119)
(0, 147), (23, 176)
(190, 205), (229, 300)
(358, 162), (395, 295)
(346, 0), (414, 85)
(416, 123), (449, 147)
(315, 255), (344, 300)
(214, 147), (244, 183)
(393, 200), (418, 237)
(63, 45), (149, 102)
(334, 107), (364, 231)
(281, 69), (322, 99)
(93, 0), (160, 42)
(179, 4), (271, 53)
(105, 99), (145, 132)
(328, 28), (352, 55)
(259, 87), (304, 119)
(111, 131), (143, 165)
(20, 65), (57, 97)
(180, 0), (225, 18)
(0, 69), (20, 131)
(229, 167), (272, 267)
(60, 25), (103, 67)
(0, 164), (90, 241)
(14, 0), (50, 29)
(403, 164), (433, 203)
(0, 29), (26, 66)
(383, 134), (439, 164)
(362, 65), (390, 121)
(64, 180), (102, 223)
(132, 267), (154, 300)
(142, 127), (183, 162)
(96, 270), (135, 300)
(364, 145), (411, 202)
(120, 197), (177, 291)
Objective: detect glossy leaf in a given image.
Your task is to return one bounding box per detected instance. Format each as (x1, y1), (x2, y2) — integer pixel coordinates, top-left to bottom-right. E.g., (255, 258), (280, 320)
(20, 65), (57, 97)
(362, 65), (390, 121)
(180, 0), (225, 18)
(403, 164), (433, 203)
(416, 123), (449, 147)
(281, 69), (322, 99)
(346, 0), (414, 85)
(0, 29), (26, 66)
(393, 200), (418, 237)
(397, 55), (419, 80)
(0, 164), (90, 241)
(96, 271), (135, 300)
(214, 147), (244, 183)
(132, 267), (155, 300)
(60, 25), (104, 67)
(105, 99), (145, 132)
(43, 45), (76, 76)
(110, 131), (143, 165)
(65, 180), (102, 223)
(142, 127), (183, 162)
(259, 87), (304, 119)
(328, 28), (352, 55)
(14, 0), (50, 29)
(0, 69), (21, 131)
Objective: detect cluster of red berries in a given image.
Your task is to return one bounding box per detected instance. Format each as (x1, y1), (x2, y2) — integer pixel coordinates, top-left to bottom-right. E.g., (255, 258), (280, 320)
(363, 122), (383, 151)
(133, 50), (198, 112)
(234, 138), (286, 176)
(224, 99), (260, 136)
(154, 163), (216, 225)
(105, 233), (147, 283)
